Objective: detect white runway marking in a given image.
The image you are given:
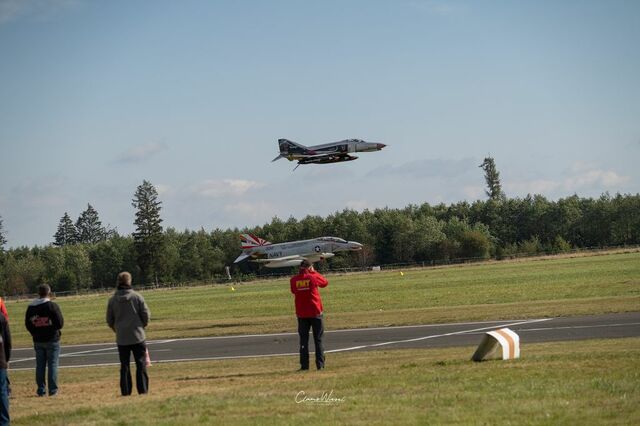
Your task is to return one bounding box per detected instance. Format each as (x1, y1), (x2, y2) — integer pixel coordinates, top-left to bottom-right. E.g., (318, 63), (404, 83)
(516, 322), (640, 332)
(11, 345), (118, 364)
(325, 318), (553, 353)
(129, 319), (537, 344)
(12, 339), (184, 363)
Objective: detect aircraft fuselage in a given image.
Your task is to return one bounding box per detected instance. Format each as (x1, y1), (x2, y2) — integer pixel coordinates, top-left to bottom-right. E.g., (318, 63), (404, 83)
(234, 235), (363, 268)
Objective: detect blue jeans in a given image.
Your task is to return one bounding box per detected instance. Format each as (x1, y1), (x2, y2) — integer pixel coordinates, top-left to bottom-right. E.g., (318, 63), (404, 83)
(0, 369), (8, 426)
(34, 340), (60, 396)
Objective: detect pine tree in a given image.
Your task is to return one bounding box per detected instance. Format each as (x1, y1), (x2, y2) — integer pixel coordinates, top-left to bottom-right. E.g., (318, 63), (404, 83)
(132, 180), (164, 284)
(479, 157), (505, 201)
(0, 215), (7, 250)
(53, 212), (78, 246)
(76, 203), (106, 244)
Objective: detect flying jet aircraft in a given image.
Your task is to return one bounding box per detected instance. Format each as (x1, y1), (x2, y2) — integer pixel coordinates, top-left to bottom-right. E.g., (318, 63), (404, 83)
(233, 234), (363, 268)
(272, 138), (386, 169)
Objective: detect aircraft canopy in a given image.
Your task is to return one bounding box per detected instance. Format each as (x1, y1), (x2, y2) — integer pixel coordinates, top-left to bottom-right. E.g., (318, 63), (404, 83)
(316, 237), (348, 243)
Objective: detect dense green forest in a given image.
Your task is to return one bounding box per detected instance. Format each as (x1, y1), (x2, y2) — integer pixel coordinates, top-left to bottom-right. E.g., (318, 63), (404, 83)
(1, 187), (638, 295)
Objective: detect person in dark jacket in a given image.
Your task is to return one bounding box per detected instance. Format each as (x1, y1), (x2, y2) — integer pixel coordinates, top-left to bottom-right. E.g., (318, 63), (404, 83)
(25, 284), (64, 397)
(106, 271), (151, 396)
(290, 259), (329, 371)
(0, 313), (11, 425)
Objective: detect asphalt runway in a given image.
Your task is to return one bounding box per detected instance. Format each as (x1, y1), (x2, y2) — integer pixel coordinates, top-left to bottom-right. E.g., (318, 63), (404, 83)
(10, 312), (640, 370)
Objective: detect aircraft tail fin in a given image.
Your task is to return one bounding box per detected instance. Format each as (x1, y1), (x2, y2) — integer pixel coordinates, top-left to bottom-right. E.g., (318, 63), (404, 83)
(240, 233), (272, 249)
(278, 138), (307, 154)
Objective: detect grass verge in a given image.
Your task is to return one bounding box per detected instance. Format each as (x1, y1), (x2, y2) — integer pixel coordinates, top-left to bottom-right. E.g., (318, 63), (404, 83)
(9, 338), (640, 425)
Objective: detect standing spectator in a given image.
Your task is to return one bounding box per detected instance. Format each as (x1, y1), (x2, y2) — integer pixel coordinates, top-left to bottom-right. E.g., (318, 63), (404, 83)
(290, 259), (329, 371)
(25, 284), (64, 397)
(0, 311), (11, 425)
(106, 272), (151, 396)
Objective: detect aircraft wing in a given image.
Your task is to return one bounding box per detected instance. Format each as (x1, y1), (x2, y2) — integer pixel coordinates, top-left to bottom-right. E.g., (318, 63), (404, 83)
(252, 254), (303, 263)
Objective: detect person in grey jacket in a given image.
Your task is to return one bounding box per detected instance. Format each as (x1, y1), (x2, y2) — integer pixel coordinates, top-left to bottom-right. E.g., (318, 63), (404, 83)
(106, 271), (151, 396)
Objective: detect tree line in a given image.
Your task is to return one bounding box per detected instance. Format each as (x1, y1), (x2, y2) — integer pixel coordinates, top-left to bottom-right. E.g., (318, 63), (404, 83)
(0, 163), (639, 295)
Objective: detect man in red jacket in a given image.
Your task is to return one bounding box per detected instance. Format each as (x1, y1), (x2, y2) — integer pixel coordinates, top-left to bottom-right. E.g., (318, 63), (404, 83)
(290, 259), (329, 370)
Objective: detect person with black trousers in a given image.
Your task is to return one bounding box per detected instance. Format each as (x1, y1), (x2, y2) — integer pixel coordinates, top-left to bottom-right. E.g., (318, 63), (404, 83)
(106, 271), (151, 396)
(290, 259), (329, 371)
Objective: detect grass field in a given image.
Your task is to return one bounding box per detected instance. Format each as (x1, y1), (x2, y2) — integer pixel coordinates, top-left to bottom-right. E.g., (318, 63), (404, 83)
(6, 250), (640, 424)
(8, 338), (640, 425)
(7, 250), (640, 347)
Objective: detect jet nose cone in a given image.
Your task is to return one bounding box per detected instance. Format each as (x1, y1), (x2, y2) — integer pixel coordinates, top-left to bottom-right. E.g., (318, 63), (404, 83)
(377, 143), (386, 150)
(348, 241), (363, 250)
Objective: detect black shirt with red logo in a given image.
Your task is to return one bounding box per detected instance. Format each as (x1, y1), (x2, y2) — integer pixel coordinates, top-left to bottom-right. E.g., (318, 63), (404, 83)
(25, 298), (64, 343)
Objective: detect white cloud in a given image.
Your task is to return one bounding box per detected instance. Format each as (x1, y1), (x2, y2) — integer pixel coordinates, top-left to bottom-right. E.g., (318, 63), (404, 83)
(505, 168), (630, 197)
(191, 179), (266, 198)
(505, 179), (560, 195)
(563, 169), (629, 191)
(569, 160), (596, 173)
(0, 0), (81, 24)
(115, 142), (168, 163)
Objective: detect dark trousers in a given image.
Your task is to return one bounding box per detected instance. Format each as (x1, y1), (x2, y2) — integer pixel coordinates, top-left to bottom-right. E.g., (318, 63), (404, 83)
(298, 316), (325, 370)
(117, 342), (148, 396)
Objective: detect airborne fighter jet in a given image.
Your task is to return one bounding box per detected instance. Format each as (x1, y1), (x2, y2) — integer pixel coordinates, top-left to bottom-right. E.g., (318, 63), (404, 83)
(272, 138), (386, 169)
(233, 234), (363, 268)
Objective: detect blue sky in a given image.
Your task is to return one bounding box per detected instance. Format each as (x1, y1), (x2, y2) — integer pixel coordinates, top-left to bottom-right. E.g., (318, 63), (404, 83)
(1, 0), (638, 248)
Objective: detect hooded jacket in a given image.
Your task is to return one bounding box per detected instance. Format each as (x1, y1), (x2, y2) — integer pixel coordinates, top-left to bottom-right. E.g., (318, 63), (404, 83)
(290, 269), (329, 318)
(106, 288), (150, 346)
(25, 298), (64, 343)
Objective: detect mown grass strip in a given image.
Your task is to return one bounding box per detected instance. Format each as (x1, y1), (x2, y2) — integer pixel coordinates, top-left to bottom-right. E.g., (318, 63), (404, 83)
(9, 338), (640, 425)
